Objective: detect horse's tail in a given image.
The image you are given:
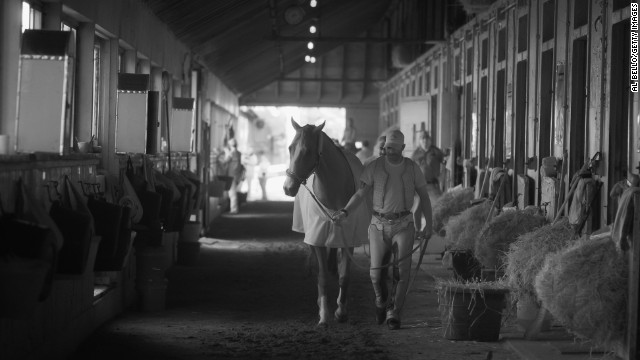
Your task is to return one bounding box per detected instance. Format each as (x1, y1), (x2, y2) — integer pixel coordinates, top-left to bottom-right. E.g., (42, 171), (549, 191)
(328, 248), (338, 277)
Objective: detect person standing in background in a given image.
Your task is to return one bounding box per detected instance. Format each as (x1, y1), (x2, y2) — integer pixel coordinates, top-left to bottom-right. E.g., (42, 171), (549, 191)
(356, 140), (373, 164)
(341, 117), (357, 153)
(411, 131), (444, 232)
(257, 151), (271, 201)
(363, 135), (386, 166)
(223, 138), (243, 214)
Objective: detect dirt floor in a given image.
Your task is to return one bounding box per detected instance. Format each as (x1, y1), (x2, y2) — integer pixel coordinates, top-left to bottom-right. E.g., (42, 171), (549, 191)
(70, 200), (523, 360)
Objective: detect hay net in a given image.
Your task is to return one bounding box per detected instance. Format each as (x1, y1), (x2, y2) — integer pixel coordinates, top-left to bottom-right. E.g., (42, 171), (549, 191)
(503, 218), (578, 303)
(535, 236), (628, 350)
(475, 208), (547, 269)
(444, 200), (492, 252)
(432, 187), (475, 233)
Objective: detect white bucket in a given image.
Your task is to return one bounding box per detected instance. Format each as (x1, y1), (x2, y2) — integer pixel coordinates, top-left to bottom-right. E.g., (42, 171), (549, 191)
(135, 246), (169, 281)
(516, 298), (552, 332)
(138, 278), (168, 312)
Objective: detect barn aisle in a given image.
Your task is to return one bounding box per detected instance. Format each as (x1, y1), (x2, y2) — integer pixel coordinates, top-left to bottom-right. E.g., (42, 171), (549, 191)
(70, 200), (518, 360)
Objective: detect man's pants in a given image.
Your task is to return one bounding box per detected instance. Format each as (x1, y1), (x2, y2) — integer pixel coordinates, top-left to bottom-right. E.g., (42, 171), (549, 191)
(369, 215), (415, 319)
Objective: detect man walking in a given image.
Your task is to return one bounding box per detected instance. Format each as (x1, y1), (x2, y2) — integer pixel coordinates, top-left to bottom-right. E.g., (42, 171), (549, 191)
(223, 138), (243, 214)
(411, 131), (444, 232)
(333, 129), (433, 330)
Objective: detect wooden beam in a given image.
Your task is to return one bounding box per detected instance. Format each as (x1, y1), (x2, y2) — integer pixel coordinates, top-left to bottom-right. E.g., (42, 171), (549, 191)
(278, 77), (385, 83)
(266, 36), (445, 44)
(628, 192), (640, 360)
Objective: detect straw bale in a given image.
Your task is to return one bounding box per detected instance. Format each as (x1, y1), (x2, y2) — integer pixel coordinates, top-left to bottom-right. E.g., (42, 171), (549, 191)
(475, 210), (547, 269)
(432, 187), (475, 233)
(534, 237), (628, 349)
(444, 201), (492, 251)
(504, 218), (578, 302)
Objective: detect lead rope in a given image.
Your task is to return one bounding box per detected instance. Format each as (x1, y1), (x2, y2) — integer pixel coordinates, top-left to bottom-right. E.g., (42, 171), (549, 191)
(300, 182), (430, 276)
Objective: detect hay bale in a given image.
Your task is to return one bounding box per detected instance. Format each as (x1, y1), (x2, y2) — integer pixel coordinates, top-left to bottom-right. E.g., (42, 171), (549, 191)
(475, 209), (547, 269)
(504, 218), (578, 302)
(534, 237), (628, 349)
(444, 201), (492, 252)
(432, 187), (475, 233)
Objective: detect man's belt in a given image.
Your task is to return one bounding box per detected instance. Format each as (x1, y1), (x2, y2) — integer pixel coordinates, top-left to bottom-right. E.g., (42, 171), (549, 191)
(426, 179), (439, 185)
(373, 210), (412, 220)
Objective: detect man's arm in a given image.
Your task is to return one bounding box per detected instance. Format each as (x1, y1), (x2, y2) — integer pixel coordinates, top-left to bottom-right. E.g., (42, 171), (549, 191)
(415, 185), (433, 238)
(333, 181), (372, 223)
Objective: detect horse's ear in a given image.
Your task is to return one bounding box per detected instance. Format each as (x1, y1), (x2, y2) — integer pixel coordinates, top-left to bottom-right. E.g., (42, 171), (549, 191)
(315, 121), (325, 133)
(291, 118), (302, 131)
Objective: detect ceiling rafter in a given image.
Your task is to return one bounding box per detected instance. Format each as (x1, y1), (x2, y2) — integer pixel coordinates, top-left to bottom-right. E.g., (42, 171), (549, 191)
(142, 0), (456, 105)
(267, 36), (445, 44)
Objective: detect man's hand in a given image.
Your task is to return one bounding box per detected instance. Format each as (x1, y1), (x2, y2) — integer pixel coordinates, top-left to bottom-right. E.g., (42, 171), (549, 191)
(417, 227), (432, 240)
(332, 210), (347, 224)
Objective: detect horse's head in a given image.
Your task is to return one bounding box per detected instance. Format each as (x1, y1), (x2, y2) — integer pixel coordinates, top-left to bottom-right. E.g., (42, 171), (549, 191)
(283, 118), (325, 197)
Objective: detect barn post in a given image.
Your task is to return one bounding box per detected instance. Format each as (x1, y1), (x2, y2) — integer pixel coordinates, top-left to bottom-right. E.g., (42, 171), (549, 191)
(627, 192), (640, 359)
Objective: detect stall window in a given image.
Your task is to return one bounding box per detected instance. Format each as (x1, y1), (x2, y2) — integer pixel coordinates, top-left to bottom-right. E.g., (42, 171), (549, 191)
(481, 38), (488, 69)
(434, 65), (439, 89)
(574, 1), (588, 29)
(21, 1), (42, 32)
(92, 34), (110, 142)
(498, 29), (506, 62)
(518, 16), (528, 52)
(542, 0), (555, 42)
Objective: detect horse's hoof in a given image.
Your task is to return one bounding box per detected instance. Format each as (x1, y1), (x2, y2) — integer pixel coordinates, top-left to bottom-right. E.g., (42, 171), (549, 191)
(387, 317), (401, 330)
(334, 309), (348, 323)
(317, 321), (329, 328)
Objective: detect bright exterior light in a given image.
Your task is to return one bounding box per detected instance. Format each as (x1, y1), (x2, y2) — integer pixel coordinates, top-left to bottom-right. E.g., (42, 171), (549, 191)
(305, 55), (311, 62)
(307, 41), (314, 50)
(310, 56), (316, 63)
(309, 25), (317, 34)
(310, 0), (317, 8)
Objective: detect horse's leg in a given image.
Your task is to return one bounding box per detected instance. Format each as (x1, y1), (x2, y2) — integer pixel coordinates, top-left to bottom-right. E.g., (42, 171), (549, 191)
(311, 245), (330, 327)
(334, 247), (353, 323)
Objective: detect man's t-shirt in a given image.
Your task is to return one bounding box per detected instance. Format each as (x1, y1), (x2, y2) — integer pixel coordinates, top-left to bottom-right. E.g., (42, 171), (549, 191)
(361, 157), (427, 213)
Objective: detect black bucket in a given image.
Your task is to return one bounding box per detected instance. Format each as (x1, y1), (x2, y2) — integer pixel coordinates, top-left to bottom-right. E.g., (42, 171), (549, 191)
(438, 286), (508, 341)
(450, 250), (481, 281)
(177, 242), (201, 266)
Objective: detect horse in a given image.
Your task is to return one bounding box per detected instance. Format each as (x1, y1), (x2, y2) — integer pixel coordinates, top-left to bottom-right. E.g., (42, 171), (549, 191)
(283, 119), (370, 326)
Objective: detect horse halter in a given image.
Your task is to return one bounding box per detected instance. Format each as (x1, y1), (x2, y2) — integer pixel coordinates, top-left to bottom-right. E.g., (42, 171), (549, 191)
(286, 131), (324, 186)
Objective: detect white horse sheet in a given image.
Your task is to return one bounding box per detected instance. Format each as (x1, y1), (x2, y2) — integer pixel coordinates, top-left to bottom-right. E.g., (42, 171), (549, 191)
(292, 151), (371, 248)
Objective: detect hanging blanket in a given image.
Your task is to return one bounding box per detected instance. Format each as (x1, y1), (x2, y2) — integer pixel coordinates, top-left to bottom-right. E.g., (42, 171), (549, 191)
(292, 151), (371, 248)
(611, 186), (640, 252)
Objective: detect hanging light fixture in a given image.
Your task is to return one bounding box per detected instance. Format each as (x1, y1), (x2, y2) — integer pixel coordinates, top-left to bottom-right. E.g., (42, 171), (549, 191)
(305, 55), (311, 62)
(307, 41), (314, 50)
(310, 0), (317, 8)
(310, 56), (316, 63)
(309, 25), (316, 34)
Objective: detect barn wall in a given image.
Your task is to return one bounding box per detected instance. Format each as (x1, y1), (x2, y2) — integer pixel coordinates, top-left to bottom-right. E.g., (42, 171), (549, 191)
(0, 0), (239, 358)
(380, 0), (636, 228)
